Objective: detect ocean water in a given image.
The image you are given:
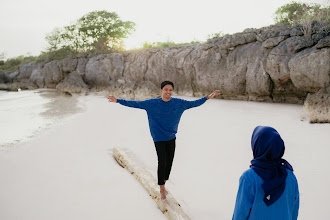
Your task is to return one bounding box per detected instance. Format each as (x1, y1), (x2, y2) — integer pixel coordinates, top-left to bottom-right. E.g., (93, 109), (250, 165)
(0, 89), (84, 147)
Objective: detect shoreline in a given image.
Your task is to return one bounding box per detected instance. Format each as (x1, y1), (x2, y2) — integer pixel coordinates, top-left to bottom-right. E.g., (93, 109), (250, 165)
(0, 89), (85, 148)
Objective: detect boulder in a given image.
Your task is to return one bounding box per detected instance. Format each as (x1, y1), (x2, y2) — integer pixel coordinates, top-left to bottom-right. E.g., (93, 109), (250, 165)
(262, 36), (288, 49)
(18, 63), (39, 85)
(76, 58), (89, 75)
(56, 71), (89, 95)
(57, 58), (78, 73)
(303, 89), (330, 123)
(289, 47), (330, 92)
(0, 71), (5, 83)
(245, 42), (272, 101)
(145, 46), (195, 96)
(315, 36), (330, 49)
(265, 36), (315, 102)
(17, 64), (41, 89)
(0, 71), (12, 83)
(30, 63), (44, 88)
(7, 71), (19, 83)
(85, 53), (124, 89)
(41, 61), (64, 88)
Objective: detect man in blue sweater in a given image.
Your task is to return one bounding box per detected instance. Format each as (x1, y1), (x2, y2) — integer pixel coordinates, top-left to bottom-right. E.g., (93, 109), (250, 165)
(108, 81), (220, 200)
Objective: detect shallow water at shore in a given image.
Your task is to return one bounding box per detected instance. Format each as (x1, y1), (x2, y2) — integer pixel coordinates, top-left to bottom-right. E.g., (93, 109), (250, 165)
(0, 89), (84, 147)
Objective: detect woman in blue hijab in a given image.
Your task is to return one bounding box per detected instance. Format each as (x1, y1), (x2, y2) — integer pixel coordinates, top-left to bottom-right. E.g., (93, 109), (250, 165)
(232, 126), (299, 220)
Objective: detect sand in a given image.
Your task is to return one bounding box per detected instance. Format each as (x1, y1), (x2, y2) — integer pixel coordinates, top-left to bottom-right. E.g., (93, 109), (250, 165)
(0, 94), (329, 220)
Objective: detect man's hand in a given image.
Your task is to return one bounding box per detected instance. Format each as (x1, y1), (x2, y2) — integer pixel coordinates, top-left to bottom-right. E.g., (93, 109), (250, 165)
(107, 95), (117, 103)
(207, 90), (221, 99)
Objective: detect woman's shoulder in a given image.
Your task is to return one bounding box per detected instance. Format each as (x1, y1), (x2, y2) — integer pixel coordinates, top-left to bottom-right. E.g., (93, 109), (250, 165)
(286, 169), (299, 184)
(240, 168), (262, 184)
(241, 168), (257, 177)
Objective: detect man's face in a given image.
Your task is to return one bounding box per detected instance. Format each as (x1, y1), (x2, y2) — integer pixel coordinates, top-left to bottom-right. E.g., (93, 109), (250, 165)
(161, 84), (173, 100)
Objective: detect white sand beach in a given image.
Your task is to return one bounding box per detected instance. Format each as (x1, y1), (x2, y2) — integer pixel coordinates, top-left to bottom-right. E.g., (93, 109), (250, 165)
(0, 92), (330, 220)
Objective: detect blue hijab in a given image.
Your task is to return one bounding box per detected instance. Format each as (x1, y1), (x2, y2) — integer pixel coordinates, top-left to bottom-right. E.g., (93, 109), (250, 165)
(250, 126), (293, 206)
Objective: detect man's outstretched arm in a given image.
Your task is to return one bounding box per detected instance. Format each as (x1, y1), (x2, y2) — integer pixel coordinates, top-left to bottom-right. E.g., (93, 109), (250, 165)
(184, 90), (221, 109)
(107, 95), (148, 110)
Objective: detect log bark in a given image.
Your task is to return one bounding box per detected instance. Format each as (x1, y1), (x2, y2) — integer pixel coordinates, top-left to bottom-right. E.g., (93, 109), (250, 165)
(113, 147), (191, 220)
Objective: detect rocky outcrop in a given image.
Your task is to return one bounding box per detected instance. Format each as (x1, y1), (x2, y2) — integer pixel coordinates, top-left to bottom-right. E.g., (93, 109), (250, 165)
(56, 71), (89, 95)
(303, 88), (330, 123)
(1, 22), (330, 105)
(0, 70), (18, 84)
(289, 47), (330, 92)
(84, 53), (124, 90)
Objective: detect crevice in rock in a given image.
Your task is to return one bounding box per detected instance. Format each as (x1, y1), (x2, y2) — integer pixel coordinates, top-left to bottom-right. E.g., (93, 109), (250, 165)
(143, 51), (157, 82)
(183, 47), (198, 96)
(267, 72), (274, 101)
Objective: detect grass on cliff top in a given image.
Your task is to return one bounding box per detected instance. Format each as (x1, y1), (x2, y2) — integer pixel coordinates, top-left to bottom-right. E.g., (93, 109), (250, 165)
(0, 39), (205, 72)
(0, 33), (225, 72)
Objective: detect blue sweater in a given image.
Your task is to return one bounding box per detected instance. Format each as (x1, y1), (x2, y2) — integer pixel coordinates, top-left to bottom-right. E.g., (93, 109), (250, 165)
(117, 97), (207, 142)
(232, 169), (299, 220)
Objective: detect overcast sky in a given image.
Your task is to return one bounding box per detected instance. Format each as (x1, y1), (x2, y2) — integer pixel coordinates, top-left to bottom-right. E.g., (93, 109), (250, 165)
(0, 0), (328, 59)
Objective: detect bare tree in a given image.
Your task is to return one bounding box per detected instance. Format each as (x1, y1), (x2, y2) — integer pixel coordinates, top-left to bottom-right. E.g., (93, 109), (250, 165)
(0, 51), (6, 60)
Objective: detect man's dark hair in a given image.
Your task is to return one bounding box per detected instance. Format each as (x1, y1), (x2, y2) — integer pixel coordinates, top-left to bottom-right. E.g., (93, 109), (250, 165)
(161, 81), (174, 89)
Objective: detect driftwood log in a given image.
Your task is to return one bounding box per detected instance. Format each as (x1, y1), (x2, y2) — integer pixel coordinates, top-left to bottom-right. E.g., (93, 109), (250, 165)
(113, 147), (191, 220)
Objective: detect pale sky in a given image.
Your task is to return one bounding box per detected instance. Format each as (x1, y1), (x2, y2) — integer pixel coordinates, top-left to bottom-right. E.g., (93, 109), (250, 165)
(0, 0), (328, 59)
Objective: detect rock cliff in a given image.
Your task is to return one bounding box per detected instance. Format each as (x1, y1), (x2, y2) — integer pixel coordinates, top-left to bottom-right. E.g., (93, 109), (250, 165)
(1, 22), (330, 106)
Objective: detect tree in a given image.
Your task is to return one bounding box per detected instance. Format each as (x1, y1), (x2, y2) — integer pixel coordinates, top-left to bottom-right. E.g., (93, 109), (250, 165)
(45, 28), (63, 51)
(0, 51), (5, 61)
(46, 10), (135, 57)
(274, 1), (329, 25)
(78, 11), (135, 51)
(274, 1), (313, 25)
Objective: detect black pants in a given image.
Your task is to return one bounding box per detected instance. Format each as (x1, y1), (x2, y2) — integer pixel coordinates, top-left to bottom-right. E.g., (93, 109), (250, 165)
(154, 138), (176, 185)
